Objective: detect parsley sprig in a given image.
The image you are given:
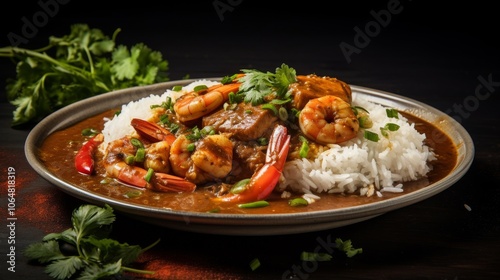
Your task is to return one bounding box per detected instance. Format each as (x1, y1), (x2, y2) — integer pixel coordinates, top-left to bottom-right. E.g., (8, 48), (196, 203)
(238, 63), (297, 105)
(24, 204), (159, 280)
(1, 24), (169, 126)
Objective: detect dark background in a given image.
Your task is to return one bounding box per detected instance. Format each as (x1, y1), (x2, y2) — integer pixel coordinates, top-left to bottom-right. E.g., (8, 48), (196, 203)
(1, 1), (499, 279)
(2, 1), (499, 101)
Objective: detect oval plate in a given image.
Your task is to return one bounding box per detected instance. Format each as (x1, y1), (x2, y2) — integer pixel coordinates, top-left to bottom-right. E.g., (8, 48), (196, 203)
(25, 79), (474, 236)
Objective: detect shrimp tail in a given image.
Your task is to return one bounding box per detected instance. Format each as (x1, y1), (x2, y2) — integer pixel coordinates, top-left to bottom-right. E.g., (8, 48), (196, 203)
(112, 163), (195, 193)
(150, 173), (196, 193)
(131, 118), (176, 144)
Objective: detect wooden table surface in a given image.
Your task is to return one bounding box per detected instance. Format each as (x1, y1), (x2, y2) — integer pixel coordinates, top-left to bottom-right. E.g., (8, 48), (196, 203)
(1, 1), (499, 279)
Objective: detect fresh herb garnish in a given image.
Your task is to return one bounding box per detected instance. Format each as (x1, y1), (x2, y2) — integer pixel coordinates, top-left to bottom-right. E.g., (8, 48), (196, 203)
(289, 197), (309, 207)
(298, 135), (310, 158)
(1, 24), (169, 126)
(238, 63), (297, 105)
(364, 130), (380, 142)
(249, 258), (261, 271)
(300, 238), (363, 261)
(238, 200), (270, 208)
(24, 204), (159, 280)
(386, 108), (399, 118)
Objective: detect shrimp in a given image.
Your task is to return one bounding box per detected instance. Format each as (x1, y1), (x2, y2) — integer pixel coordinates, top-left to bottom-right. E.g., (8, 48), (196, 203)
(131, 118), (176, 145)
(191, 134), (233, 179)
(169, 133), (234, 184)
(103, 136), (195, 192)
(144, 141), (171, 174)
(213, 124), (291, 203)
(173, 82), (241, 122)
(169, 134), (194, 178)
(299, 95), (359, 145)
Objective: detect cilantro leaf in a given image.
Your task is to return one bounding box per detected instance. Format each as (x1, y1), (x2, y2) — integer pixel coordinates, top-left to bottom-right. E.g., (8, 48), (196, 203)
(335, 238), (363, 257)
(78, 260), (122, 280)
(83, 236), (143, 265)
(45, 256), (84, 280)
(238, 63), (297, 105)
(23, 204), (159, 280)
(72, 203), (115, 238)
(1, 24), (169, 126)
(24, 240), (65, 263)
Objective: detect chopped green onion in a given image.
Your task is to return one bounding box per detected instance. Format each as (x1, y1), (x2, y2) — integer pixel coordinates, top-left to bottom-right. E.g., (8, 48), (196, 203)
(358, 115), (373, 129)
(224, 102), (237, 111)
(270, 98), (291, 105)
(261, 103), (278, 115)
(172, 85), (183, 91)
(228, 92), (236, 104)
(245, 109), (253, 114)
(335, 238), (363, 257)
(207, 208), (220, 213)
(380, 127), (389, 137)
(124, 190), (142, 198)
(187, 143), (196, 152)
(221, 74), (238, 84)
(187, 126), (204, 141)
(193, 85), (208, 92)
(238, 200), (269, 208)
(385, 123), (400, 131)
(386, 108), (399, 118)
(289, 197), (309, 207)
(81, 128), (99, 137)
(257, 137), (268, 146)
(144, 168), (154, 182)
(125, 155), (135, 165)
(300, 252), (333, 261)
(130, 138), (144, 149)
(169, 123), (180, 133)
(134, 148), (146, 163)
(200, 126), (215, 136)
(153, 97), (173, 110)
(159, 114), (170, 124)
(364, 130), (380, 142)
(380, 123), (400, 139)
(100, 178), (112, 184)
(352, 106), (369, 115)
(230, 178), (251, 194)
(249, 258), (261, 271)
(278, 107), (288, 121)
(299, 138), (309, 158)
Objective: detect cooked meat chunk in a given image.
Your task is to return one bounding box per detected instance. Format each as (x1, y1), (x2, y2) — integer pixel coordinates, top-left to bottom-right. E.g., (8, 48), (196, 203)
(202, 102), (278, 141)
(233, 140), (267, 176)
(290, 74), (352, 109)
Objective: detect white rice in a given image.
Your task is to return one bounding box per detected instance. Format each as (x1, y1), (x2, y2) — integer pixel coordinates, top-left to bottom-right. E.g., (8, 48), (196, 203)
(279, 96), (436, 196)
(101, 79), (221, 145)
(101, 80), (436, 197)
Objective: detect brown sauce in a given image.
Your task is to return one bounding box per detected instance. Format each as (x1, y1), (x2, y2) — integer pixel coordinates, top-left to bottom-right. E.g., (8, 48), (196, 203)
(39, 109), (457, 214)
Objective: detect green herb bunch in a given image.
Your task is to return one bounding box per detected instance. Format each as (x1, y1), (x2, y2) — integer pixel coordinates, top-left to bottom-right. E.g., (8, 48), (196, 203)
(0, 24), (169, 126)
(24, 204), (159, 279)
